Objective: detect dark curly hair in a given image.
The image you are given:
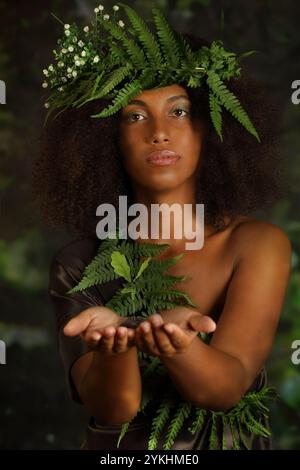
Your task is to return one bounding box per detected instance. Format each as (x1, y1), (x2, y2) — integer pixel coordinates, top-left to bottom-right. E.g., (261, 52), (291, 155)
(32, 33), (283, 236)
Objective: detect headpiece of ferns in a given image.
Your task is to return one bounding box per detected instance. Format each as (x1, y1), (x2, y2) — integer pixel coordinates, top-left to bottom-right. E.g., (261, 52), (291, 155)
(42, 2), (260, 142)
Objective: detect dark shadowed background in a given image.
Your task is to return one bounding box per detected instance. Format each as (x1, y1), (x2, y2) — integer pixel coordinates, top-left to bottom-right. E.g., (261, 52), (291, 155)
(0, 0), (299, 449)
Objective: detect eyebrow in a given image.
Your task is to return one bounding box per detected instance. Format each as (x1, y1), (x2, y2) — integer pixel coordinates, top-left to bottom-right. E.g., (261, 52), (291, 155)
(127, 95), (190, 106)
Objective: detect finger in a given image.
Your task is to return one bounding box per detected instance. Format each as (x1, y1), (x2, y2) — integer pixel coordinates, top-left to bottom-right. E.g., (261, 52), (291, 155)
(163, 323), (189, 351)
(98, 326), (116, 353)
(137, 324), (160, 356)
(126, 328), (136, 347)
(63, 310), (92, 336)
(81, 327), (102, 346)
(188, 314), (216, 333)
(134, 328), (145, 352)
(113, 327), (129, 353)
(149, 318), (177, 356)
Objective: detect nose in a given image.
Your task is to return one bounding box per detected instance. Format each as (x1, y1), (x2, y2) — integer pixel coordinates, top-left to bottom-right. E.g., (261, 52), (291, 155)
(151, 127), (170, 144)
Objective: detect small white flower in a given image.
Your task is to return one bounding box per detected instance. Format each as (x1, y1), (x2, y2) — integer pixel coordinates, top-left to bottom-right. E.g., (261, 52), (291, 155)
(72, 36), (78, 43)
(42, 82), (48, 88)
(98, 5), (104, 11)
(58, 61), (64, 68)
(103, 14), (110, 20)
(68, 46), (74, 52)
(83, 26), (89, 33)
(78, 40), (84, 48)
(61, 48), (67, 54)
(75, 60), (81, 66)
(67, 73), (72, 78)
(43, 69), (49, 76)
(74, 55), (79, 60)
(44, 102), (50, 108)
(67, 67), (73, 73)
(72, 70), (78, 78)
(64, 24), (70, 29)
(81, 50), (87, 57)
(80, 60), (85, 66)
(48, 65), (54, 72)
(62, 77), (67, 83)
(58, 87), (64, 92)
(113, 5), (119, 11)
(118, 20), (125, 28)
(94, 7), (99, 14)
(65, 30), (70, 36)
(93, 55), (100, 63)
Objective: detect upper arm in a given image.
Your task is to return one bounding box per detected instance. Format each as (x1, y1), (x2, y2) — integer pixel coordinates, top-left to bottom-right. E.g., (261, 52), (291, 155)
(210, 223), (292, 389)
(49, 250), (105, 404)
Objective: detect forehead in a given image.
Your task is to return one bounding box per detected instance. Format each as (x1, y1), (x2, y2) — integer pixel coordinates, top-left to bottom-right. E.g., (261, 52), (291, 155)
(126, 83), (189, 106)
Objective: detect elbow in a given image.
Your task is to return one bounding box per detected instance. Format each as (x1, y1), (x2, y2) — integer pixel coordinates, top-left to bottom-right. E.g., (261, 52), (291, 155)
(191, 385), (244, 412)
(89, 395), (141, 426)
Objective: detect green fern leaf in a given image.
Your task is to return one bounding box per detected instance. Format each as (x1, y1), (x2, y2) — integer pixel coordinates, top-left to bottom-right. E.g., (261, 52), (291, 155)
(76, 65), (133, 108)
(163, 401), (192, 449)
(152, 7), (181, 68)
(91, 79), (143, 117)
(207, 70), (260, 142)
(111, 251), (132, 282)
(119, 2), (163, 68)
(209, 92), (223, 141)
(99, 16), (147, 67)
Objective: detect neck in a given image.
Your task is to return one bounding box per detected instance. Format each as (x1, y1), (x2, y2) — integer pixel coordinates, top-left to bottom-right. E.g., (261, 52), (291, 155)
(127, 182), (213, 252)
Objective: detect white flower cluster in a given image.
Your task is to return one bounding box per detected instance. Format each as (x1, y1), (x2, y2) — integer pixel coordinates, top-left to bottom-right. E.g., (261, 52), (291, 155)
(43, 4), (126, 109)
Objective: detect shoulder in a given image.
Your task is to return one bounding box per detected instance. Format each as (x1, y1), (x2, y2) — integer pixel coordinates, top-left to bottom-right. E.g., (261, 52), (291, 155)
(228, 216), (292, 269)
(51, 234), (102, 269)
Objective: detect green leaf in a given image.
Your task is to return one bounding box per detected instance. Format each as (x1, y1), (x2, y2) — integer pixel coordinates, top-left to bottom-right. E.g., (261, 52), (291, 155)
(111, 251), (131, 282)
(119, 2), (163, 68)
(207, 70), (260, 142)
(209, 92), (223, 141)
(135, 257), (151, 280)
(152, 7), (181, 68)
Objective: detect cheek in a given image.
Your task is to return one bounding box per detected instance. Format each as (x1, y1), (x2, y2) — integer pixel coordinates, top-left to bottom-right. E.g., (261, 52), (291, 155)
(118, 127), (139, 163)
(181, 128), (202, 167)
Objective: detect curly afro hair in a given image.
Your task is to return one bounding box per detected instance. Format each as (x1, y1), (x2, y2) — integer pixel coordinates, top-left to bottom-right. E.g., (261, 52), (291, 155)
(32, 33), (283, 237)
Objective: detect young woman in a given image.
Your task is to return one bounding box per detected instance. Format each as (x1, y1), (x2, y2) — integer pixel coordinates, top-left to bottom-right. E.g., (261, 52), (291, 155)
(33, 30), (292, 450)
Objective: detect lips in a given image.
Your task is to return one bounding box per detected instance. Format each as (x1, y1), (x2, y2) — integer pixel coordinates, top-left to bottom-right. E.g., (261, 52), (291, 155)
(146, 150), (181, 166)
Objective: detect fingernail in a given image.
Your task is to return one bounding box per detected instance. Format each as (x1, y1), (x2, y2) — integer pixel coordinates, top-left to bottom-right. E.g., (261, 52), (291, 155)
(142, 323), (150, 332)
(92, 333), (101, 341)
(164, 325), (173, 333)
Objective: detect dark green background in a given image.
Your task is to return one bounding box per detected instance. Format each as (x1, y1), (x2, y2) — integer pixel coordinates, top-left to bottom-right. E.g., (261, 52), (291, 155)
(0, 0), (299, 449)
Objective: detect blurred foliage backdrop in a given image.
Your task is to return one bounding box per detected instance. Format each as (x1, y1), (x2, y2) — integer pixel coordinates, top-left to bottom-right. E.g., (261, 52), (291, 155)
(0, 0), (299, 449)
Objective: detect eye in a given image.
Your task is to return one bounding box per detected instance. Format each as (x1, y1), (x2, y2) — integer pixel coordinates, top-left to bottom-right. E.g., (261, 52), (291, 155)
(125, 112), (145, 123)
(172, 107), (190, 117)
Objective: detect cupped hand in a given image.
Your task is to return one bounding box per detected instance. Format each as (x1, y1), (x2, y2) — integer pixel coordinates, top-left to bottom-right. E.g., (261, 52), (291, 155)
(134, 306), (216, 358)
(63, 306), (136, 355)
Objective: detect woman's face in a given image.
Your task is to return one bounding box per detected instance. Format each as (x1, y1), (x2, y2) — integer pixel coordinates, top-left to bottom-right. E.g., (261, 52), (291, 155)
(117, 83), (204, 193)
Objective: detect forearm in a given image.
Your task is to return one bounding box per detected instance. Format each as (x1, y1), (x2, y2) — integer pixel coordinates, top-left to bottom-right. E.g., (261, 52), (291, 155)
(160, 336), (247, 411)
(81, 345), (142, 425)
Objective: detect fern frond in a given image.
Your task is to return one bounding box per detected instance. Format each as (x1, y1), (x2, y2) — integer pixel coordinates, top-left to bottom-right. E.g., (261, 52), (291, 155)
(173, 30), (195, 68)
(163, 401), (193, 449)
(67, 267), (118, 294)
(119, 3), (163, 68)
(98, 16), (147, 67)
(209, 92), (223, 141)
(152, 7), (180, 68)
(209, 413), (218, 450)
(91, 79), (143, 117)
(148, 393), (176, 450)
(207, 70), (260, 141)
(76, 65), (133, 107)
(116, 422), (130, 448)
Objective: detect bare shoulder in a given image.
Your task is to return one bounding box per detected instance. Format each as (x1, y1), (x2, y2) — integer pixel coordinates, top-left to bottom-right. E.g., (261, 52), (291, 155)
(228, 215), (292, 267)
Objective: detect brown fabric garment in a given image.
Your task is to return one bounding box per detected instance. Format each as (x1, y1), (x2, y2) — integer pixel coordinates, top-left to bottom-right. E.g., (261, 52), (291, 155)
(49, 234), (272, 450)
